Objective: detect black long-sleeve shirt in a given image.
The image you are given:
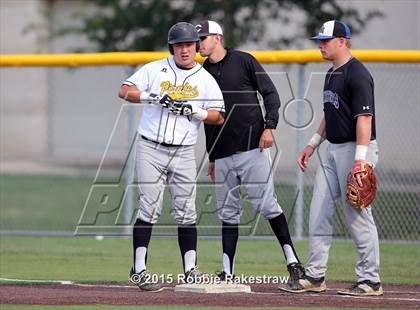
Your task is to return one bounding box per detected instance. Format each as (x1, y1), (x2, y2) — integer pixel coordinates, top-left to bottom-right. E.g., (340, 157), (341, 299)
(204, 49), (281, 161)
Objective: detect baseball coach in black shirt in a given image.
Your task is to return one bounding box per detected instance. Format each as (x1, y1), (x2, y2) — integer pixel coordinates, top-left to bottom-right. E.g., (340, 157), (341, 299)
(196, 20), (305, 286)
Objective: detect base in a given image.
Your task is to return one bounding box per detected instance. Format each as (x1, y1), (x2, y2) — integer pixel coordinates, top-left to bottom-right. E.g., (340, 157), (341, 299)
(174, 283), (252, 294)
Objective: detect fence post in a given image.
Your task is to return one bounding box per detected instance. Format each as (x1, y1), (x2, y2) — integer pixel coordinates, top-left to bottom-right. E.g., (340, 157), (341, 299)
(125, 66), (136, 235)
(295, 64), (306, 240)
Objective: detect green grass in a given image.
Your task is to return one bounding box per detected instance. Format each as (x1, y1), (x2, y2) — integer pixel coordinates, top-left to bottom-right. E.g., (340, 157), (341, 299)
(1, 237), (418, 310)
(1, 174), (419, 240)
(0, 174), (92, 231)
(1, 237), (419, 285)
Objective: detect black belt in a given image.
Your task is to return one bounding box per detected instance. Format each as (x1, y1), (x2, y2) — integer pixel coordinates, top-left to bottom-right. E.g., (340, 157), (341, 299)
(141, 135), (182, 147)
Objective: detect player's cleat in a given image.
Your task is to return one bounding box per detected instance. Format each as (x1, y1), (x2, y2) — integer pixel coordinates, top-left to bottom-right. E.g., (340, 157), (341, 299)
(286, 262), (305, 286)
(184, 266), (208, 284)
(280, 274), (326, 293)
(337, 280), (383, 296)
(129, 268), (163, 292)
(215, 271), (236, 282)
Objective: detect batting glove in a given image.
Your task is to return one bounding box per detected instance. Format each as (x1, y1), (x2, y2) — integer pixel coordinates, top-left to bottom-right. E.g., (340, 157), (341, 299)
(159, 94), (175, 108)
(139, 92), (174, 108)
(169, 101), (208, 121)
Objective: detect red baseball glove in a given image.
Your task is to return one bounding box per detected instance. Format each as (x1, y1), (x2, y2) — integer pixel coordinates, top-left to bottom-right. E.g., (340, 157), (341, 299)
(346, 160), (377, 209)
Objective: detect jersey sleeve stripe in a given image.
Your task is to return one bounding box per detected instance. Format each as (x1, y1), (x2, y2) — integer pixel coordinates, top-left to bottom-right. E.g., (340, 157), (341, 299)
(206, 106), (225, 111)
(353, 112), (373, 118)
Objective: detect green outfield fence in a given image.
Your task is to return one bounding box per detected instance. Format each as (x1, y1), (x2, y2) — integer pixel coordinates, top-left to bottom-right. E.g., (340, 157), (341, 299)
(0, 50), (419, 241)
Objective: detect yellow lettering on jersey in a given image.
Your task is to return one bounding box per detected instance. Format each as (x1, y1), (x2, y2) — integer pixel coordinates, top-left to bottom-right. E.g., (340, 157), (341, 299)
(160, 81), (199, 100)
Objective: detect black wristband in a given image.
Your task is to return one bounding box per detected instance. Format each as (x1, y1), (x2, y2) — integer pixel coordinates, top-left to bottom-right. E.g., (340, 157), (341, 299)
(265, 119), (277, 129)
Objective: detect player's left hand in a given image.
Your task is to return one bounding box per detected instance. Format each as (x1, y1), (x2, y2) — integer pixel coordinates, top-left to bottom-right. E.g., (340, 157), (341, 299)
(169, 100), (209, 121)
(346, 160), (377, 209)
(259, 129), (274, 151)
(352, 160), (368, 187)
(169, 101), (194, 116)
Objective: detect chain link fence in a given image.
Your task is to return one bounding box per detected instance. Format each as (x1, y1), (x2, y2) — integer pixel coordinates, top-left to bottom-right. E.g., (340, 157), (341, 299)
(1, 62), (419, 241)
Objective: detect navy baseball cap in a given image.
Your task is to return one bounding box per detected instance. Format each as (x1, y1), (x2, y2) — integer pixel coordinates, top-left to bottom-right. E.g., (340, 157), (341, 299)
(311, 20), (352, 40)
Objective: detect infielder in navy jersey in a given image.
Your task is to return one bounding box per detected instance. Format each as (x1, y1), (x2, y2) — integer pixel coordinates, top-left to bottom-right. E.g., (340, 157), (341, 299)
(282, 21), (382, 296)
(196, 20), (305, 286)
(118, 22), (224, 291)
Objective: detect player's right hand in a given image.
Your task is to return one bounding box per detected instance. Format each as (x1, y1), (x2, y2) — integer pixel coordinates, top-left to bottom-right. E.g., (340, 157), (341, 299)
(297, 145), (315, 172)
(207, 162), (215, 183)
(139, 91), (175, 108)
(159, 94), (176, 108)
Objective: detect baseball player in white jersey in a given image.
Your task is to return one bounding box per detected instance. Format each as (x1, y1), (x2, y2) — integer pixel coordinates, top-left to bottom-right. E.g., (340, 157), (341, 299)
(118, 22), (224, 291)
(282, 20), (382, 296)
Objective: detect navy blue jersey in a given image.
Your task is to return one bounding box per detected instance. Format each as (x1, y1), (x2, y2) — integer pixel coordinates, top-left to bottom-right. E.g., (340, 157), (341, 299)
(323, 57), (376, 143)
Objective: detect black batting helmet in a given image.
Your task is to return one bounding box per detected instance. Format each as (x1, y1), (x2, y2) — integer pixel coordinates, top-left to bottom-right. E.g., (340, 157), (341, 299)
(167, 22), (200, 55)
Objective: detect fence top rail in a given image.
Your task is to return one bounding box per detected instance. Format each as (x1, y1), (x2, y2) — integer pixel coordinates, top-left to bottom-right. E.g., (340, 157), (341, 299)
(1, 50), (419, 67)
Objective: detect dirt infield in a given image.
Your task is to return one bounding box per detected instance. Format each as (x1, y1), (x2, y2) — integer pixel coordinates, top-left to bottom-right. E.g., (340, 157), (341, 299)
(1, 282), (419, 308)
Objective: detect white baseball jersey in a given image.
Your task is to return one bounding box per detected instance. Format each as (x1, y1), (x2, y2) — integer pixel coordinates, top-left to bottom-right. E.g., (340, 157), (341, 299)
(124, 57), (224, 145)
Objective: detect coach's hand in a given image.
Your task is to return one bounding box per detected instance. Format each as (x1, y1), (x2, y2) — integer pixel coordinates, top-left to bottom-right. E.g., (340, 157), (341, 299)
(207, 162), (215, 183)
(259, 129), (274, 152)
(298, 145), (315, 172)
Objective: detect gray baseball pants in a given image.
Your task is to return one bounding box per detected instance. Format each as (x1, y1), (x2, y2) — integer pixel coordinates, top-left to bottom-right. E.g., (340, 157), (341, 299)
(135, 136), (197, 225)
(215, 148), (283, 224)
(306, 140), (380, 283)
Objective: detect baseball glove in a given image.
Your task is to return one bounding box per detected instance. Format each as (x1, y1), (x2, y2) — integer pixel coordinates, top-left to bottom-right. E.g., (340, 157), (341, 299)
(346, 160), (377, 209)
